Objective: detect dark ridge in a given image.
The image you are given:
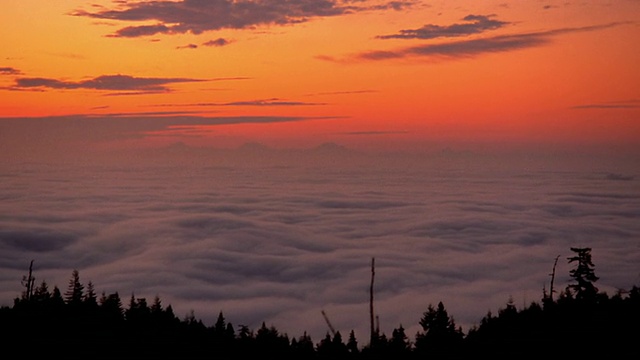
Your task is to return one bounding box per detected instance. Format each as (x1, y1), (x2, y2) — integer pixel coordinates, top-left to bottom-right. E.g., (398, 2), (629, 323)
(2, 248), (638, 359)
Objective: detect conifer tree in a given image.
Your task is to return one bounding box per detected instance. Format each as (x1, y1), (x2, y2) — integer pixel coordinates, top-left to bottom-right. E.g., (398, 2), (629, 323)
(390, 324), (411, 355)
(51, 285), (65, 307)
(100, 292), (124, 320)
(33, 281), (51, 303)
(151, 295), (163, 314)
(292, 331), (315, 357)
(64, 269), (84, 306)
(567, 247), (599, 301)
(347, 330), (359, 354)
(415, 302), (463, 357)
(84, 281), (97, 307)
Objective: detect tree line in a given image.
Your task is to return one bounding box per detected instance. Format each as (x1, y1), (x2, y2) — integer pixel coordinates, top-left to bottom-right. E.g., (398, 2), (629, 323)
(1, 247), (638, 359)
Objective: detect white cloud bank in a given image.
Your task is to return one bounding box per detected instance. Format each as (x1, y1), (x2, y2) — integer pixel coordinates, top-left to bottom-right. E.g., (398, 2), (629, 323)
(1, 157), (639, 342)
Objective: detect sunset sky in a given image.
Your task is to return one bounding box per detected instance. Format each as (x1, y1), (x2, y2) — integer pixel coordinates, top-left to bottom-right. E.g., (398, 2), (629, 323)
(2, 0), (640, 342)
(1, 0), (639, 158)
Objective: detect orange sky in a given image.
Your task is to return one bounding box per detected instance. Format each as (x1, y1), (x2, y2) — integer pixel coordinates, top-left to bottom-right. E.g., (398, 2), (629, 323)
(1, 0), (639, 156)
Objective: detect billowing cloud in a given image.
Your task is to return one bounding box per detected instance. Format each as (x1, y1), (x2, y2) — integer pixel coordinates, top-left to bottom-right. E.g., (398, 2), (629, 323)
(13, 74), (205, 93)
(72, 0), (413, 38)
(377, 14), (510, 40)
(335, 22), (626, 62)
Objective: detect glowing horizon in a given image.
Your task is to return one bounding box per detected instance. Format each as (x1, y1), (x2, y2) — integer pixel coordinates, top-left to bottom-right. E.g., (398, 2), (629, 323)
(1, 0), (639, 157)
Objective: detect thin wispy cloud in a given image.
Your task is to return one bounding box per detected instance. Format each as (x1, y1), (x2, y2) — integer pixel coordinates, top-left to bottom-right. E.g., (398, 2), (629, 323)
(218, 98), (327, 107)
(13, 74), (204, 93)
(377, 14), (510, 40)
(71, 0), (412, 38)
(9, 74), (250, 94)
(305, 90), (379, 96)
(85, 110), (207, 118)
(203, 38), (233, 47)
(359, 32), (548, 60)
(177, 38), (234, 50)
(150, 98), (327, 107)
(328, 22), (627, 62)
(339, 130), (408, 135)
(360, 0), (417, 11)
(177, 44), (199, 50)
(0, 67), (22, 75)
(571, 99), (640, 109)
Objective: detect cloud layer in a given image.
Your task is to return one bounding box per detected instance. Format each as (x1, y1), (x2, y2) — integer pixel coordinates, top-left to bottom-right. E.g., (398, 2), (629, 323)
(1, 158), (639, 342)
(0, 114), (335, 148)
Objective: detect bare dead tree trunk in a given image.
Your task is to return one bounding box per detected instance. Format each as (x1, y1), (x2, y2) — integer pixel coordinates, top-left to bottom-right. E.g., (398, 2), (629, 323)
(25, 259), (35, 301)
(321, 310), (337, 337)
(549, 255), (560, 301)
(369, 257), (376, 346)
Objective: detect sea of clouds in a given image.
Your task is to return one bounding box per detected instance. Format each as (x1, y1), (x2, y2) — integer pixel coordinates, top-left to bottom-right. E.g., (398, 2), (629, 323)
(1, 152), (639, 342)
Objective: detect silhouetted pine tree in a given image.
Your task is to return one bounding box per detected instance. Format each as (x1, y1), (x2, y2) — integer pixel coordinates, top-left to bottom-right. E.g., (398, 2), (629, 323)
(291, 331), (316, 359)
(347, 330), (360, 356)
(567, 247), (599, 302)
(64, 269), (84, 307)
(389, 325), (411, 359)
(255, 322), (290, 358)
(84, 281), (98, 307)
(414, 301), (463, 359)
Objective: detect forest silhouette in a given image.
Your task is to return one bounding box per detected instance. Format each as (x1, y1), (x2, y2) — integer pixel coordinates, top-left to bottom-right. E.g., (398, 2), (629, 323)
(1, 248), (638, 359)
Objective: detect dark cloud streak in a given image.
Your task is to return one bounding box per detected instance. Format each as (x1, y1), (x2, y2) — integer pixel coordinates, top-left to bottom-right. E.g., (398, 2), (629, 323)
(572, 99), (640, 109)
(0, 67), (22, 75)
(13, 74), (204, 93)
(203, 38), (233, 47)
(214, 98), (327, 107)
(339, 130), (408, 135)
(10, 75), (249, 94)
(349, 22), (626, 62)
(73, 0), (349, 38)
(377, 14), (509, 40)
(148, 98), (327, 107)
(72, 0), (414, 38)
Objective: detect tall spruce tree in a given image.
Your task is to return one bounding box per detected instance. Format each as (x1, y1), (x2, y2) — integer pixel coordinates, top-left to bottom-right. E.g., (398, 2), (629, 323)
(64, 269), (84, 306)
(567, 247), (599, 301)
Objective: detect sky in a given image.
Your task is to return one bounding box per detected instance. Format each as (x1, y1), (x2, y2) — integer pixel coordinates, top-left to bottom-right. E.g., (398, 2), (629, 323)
(1, 0), (639, 158)
(1, 0), (640, 346)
